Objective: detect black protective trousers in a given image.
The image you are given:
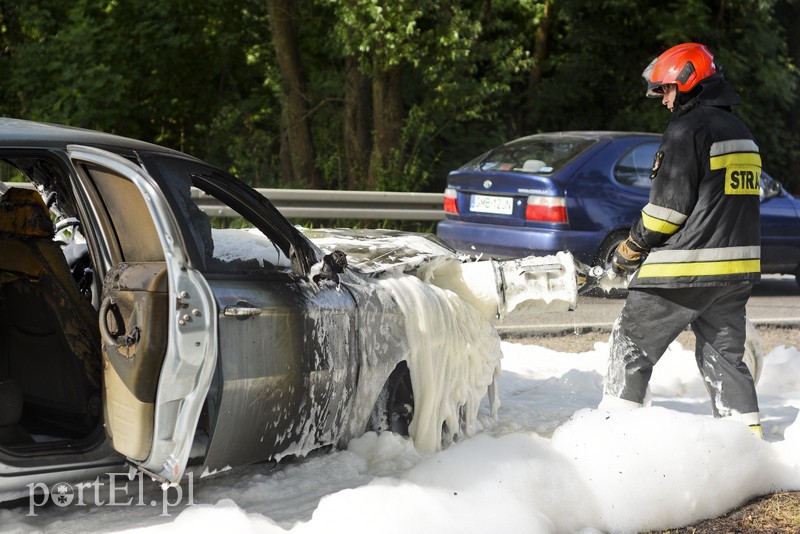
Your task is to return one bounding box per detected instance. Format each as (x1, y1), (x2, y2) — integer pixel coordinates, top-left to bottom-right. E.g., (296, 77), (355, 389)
(603, 284), (759, 417)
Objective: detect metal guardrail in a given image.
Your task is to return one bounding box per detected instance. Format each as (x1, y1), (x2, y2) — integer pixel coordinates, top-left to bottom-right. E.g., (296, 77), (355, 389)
(195, 188), (445, 221)
(3, 182), (445, 221)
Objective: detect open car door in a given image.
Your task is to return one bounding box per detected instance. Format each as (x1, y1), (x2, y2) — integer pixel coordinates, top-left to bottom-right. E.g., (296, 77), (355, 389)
(67, 145), (217, 484)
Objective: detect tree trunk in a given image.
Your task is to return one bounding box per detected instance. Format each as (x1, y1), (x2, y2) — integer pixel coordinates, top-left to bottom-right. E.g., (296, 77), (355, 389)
(265, 0), (321, 188)
(343, 56), (372, 190)
(369, 65), (403, 189)
(529, 0), (554, 87)
(277, 106), (296, 185)
(522, 0), (555, 134)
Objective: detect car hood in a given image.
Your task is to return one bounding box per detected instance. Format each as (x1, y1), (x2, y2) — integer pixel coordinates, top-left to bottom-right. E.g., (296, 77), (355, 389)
(301, 228), (468, 275)
(302, 227), (578, 318)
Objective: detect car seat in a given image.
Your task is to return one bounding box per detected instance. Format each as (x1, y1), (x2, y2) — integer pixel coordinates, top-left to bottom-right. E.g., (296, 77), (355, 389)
(0, 378), (32, 445)
(0, 188), (101, 440)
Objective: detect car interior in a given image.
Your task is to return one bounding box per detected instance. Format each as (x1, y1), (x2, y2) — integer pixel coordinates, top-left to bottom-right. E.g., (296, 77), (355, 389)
(0, 152), (295, 459)
(0, 178), (102, 450)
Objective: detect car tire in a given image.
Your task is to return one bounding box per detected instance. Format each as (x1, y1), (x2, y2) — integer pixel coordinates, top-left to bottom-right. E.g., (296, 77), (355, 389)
(368, 362), (414, 437)
(592, 229), (630, 299)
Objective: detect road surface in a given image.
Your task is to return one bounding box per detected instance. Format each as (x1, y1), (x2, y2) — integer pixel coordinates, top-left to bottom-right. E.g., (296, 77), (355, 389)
(495, 274), (800, 337)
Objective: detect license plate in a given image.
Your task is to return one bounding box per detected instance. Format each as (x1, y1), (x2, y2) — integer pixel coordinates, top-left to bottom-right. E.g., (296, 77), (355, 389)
(470, 194), (513, 215)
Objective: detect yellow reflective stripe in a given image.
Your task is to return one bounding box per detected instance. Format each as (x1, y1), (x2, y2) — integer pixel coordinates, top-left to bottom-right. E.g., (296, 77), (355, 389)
(641, 211), (680, 235)
(642, 203), (687, 225)
(638, 259), (761, 278)
(709, 152), (762, 170)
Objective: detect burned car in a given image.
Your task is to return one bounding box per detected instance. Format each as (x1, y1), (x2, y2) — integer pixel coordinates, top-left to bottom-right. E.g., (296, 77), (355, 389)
(0, 118), (581, 500)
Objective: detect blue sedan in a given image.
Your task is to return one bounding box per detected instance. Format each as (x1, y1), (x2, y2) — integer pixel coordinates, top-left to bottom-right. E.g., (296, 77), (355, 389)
(436, 131), (800, 286)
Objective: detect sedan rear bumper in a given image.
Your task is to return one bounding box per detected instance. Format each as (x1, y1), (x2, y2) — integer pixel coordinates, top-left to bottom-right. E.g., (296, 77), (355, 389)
(436, 219), (602, 264)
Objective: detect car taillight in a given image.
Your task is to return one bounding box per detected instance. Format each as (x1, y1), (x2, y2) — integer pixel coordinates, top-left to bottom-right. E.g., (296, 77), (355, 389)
(444, 188), (458, 214)
(525, 195), (567, 223)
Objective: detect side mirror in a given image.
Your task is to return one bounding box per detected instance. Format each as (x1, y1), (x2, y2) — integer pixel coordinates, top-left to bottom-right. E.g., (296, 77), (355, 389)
(312, 250), (348, 286)
(761, 177), (782, 201)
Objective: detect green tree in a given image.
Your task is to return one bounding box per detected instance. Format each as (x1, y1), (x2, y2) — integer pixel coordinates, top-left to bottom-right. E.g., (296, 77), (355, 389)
(322, 0), (535, 191)
(1, 0), (278, 182)
(521, 0), (798, 191)
(1, 0), (796, 194)
(266, 0), (322, 188)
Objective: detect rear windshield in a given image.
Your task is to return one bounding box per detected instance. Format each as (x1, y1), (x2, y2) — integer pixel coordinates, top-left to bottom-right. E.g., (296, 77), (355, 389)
(461, 137), (595, 174)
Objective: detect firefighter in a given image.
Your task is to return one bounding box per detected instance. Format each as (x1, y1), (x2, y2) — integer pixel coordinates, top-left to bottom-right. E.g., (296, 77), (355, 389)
(599, 43), (763, 437)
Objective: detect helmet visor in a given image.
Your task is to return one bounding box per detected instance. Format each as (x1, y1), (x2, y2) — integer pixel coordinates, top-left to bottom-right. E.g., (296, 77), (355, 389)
(642, 57), (664, 97)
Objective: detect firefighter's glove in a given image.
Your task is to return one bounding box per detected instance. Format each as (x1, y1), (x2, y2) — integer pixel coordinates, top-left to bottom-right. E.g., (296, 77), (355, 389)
(611, 236), (647, 274)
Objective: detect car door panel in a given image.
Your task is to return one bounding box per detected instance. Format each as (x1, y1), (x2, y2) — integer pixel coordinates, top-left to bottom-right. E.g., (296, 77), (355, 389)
(67, 145), (218, 484)
(100, 262), (169, 460)
(202, 280), (304, 469)
(201, 276), (357, 473)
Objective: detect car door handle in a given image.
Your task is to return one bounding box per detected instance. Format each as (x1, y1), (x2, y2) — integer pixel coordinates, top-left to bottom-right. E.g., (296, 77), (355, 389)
(223, 304), (263, 317)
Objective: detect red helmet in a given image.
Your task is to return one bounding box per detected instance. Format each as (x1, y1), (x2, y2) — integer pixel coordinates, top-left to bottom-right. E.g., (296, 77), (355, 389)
(642, 43), (716, 97)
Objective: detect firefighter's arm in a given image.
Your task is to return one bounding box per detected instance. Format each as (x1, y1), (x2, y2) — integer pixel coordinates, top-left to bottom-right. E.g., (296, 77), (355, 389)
(612, 123), (702, 273)
(613, 202), (688, 273)
(612, 203), (688, 273)
(632, 121), (700, 249)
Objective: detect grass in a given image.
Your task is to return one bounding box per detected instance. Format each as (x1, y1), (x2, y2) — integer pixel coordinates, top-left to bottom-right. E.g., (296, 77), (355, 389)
(651, 491), (800, 533)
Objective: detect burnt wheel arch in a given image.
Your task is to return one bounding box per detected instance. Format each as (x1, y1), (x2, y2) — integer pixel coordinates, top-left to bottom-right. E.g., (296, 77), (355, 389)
(368, 361), (414, 437)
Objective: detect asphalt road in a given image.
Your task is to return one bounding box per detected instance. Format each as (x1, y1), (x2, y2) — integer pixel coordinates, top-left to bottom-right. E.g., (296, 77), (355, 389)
(494, 274), (800, 337)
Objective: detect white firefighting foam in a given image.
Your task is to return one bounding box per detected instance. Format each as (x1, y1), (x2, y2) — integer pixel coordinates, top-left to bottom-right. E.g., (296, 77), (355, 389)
(303, 228), (578, 319)
(303, 229), (579, 452)
(374, 272), (502, 453)
(211, 227), (507, 453)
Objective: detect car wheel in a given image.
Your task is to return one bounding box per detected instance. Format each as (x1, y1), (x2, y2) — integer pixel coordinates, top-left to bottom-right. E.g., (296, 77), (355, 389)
(368, 362), (414, 437)
(592, 229), (630, 299)
(441, 404), (467, 448)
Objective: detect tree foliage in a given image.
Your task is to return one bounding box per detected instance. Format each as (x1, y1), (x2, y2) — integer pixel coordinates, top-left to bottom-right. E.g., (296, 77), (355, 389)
(0, 0), (797, 193)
